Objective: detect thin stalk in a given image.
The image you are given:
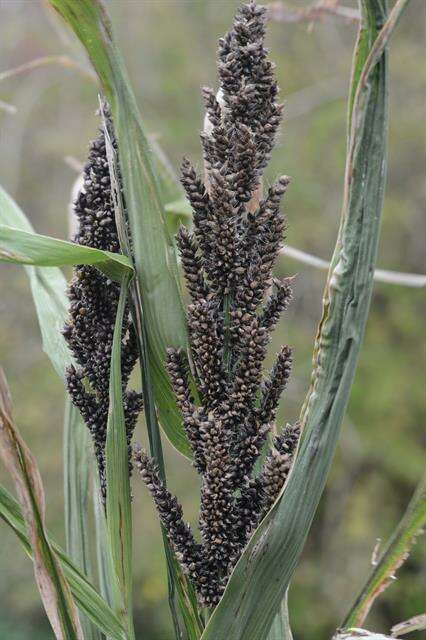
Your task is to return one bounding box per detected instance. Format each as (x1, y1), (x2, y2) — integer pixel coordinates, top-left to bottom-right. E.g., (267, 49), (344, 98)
(105, 275), (135, 640)
(103, 118), (203, 639)
(131, 283), (183, 640)
(130, 279), (203, 639)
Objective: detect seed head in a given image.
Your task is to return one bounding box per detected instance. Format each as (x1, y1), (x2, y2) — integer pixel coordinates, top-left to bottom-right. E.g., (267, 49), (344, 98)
(137, 2), (298, 607)
(64, 113), (143, 499)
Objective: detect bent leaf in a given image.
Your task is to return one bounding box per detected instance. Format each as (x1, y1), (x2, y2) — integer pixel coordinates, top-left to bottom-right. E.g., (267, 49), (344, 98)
(0, 369), (83, 640)
(0, 224), (132, 281)
(99, 112), (199, 640)
(102, 113), (201, 639)
(0, 484), (127, 640)
(92, 470), (116, 611)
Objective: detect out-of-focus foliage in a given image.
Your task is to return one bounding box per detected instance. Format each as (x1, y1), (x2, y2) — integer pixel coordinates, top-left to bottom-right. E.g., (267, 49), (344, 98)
(0, 1), (424, 639)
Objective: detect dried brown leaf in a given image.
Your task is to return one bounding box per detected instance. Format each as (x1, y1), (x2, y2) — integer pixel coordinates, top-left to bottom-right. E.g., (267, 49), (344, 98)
(0, 368), (83, 640)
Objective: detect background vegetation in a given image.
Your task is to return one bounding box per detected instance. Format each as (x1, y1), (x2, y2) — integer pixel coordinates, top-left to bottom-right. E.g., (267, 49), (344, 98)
(0, 1), (424, 638)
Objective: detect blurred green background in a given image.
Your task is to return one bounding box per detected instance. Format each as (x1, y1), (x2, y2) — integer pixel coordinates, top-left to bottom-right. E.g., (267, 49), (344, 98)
(0, 1), (424, 639)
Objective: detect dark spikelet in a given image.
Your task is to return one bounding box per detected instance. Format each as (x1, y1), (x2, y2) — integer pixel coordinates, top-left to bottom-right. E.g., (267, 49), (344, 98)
(180, 159), (213, 262)
(136, 2), (295, 608)
(230, 123), (259, 206)
(64, 115), (143, 500)
(230, 417), (271, 487)
(234, 477), (264, 542)
(134, 447), (224, 607)
(202, 86), (223, 129)
(188, 300), (226, 408)
(234, 423), (300, 550)
(198, 416), (238, 573)
(259, 345), (293, 425)
(255, 177), (289, 281)
(256, 422), (301, 520)
(166, 348), (206, 472)
(229, 317), (269, 416)
(166, 348), (194, 412)
(134, 448), (198, 563)
(260, 278), (293, 331)
(206, 169), (238, 294)
(176, 226), (207, 302)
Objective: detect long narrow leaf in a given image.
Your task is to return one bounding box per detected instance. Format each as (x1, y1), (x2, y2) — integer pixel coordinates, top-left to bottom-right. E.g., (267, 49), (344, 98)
(48, 0), (191, 458)
(0, 224), (132, 281)
(105, 274), (134, 640)
(0, 369), (83, 640)
(342, 474), (426, 628)
(93, 470), (116, 613)
(0, 484), (127, 640)
(200, 2), (394, 638)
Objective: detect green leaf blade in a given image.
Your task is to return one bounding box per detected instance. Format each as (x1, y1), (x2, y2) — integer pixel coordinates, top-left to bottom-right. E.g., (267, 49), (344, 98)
(0, 224), (133, 281)
(105, 275), (134, 640)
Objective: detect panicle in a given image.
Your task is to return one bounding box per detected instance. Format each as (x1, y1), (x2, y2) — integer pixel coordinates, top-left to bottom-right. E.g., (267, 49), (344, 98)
(64, 114), (143, 500)
(137, 1), (299, 607)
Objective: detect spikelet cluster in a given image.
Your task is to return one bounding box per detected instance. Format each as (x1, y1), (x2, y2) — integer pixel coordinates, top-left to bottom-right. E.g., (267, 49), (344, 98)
(64, 117), (143, 499)
(135, 1), (300, 607)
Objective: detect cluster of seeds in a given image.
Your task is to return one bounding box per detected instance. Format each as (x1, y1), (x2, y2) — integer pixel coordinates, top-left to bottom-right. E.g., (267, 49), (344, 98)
(135, 1), (300, 608)
(64, 119), (143, 500)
